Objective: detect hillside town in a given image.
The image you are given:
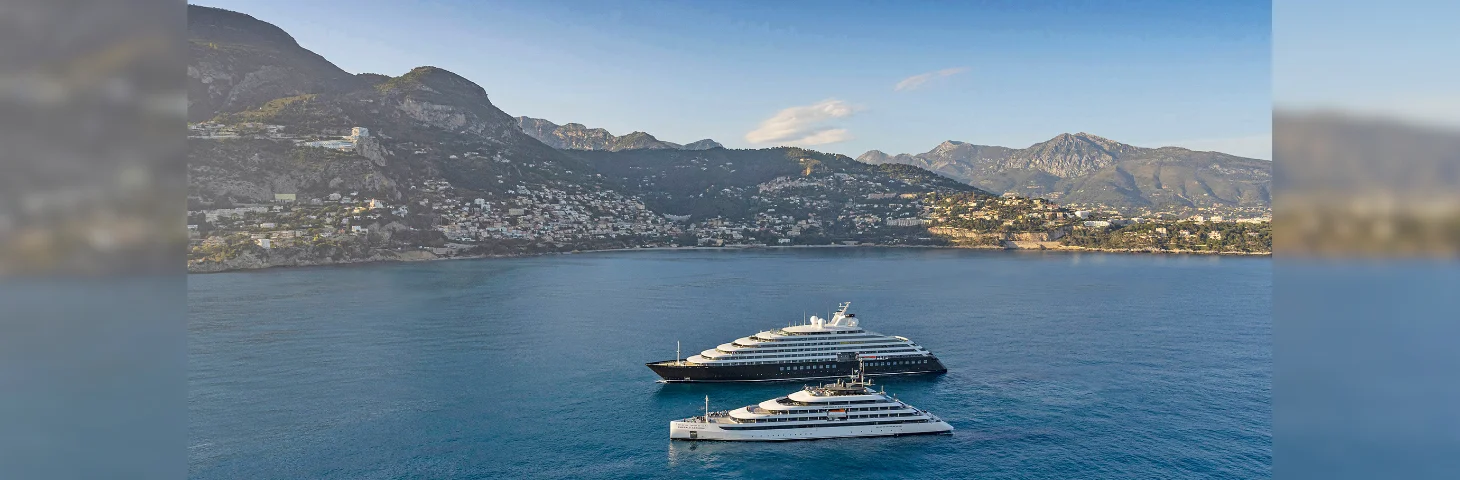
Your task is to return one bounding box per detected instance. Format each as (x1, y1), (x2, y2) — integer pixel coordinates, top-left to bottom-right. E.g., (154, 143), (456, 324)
(187, 174), (939, 266)
(187, 142), (1271, 272)
(189, 121), (370, 151)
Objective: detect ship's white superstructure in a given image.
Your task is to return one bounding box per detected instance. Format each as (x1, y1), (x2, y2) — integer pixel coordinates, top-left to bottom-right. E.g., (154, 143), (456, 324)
(647, 302), (947, 382)
(668, 366), (953, 441)
(685, 302), (934, 367)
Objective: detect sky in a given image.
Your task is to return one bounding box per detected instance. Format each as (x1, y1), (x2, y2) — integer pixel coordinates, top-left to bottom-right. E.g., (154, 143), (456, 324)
(195, 0), (1272, 159)
(1275, 0), (1460, 130)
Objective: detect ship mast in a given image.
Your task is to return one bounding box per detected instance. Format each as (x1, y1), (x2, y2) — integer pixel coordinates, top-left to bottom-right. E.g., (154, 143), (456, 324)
(704, 395), (710, 420)
(676, 340), (681, 365)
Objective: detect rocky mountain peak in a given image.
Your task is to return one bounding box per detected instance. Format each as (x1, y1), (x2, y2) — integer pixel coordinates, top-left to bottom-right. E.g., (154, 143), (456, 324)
(855, 133), (1270, 213)
(682, 139), (723, 150)
(1008, 132), (1144, 177)
(356, 73), (391, 85)
(188, 5), (301, 49)
(613, 131), (675, 150)
(370, 65), (529, 140)
(515, 116), (717, 152)
(187, 4), (360, 121)
(856, 150), (891, 163)
(382, 66), (488, 100)
(517, 116), (558, 128)
(932, 140), (968, 155)
(516, 116), (562, 143)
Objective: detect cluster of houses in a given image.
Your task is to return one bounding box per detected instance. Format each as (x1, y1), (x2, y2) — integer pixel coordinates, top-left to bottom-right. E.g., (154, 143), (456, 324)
(420, 180), (672, 244)
(188, 121), (372, 153)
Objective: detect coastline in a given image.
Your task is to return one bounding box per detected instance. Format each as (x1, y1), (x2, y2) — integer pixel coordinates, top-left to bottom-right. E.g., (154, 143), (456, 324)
(186, 243), (1270, 274)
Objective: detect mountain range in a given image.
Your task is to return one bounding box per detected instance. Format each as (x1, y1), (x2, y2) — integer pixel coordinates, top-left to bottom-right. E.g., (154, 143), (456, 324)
(516, 117), (722, 151)
(186, 5), (975, 216)
(188, 5), (365, 122)
(188, 4), (1265, 218)
(188, 6), (598, 205)
(858, 133), (1271, 212)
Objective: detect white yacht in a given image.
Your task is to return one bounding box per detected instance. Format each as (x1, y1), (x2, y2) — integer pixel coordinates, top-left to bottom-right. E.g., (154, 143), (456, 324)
(647, 302), (947, 382)
(669, 366), (953, 441)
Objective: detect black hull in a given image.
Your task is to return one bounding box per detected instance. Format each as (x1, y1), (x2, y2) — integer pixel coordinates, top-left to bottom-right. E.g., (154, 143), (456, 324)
(671, 430), (955, 442)
(646, 358), (947, 383)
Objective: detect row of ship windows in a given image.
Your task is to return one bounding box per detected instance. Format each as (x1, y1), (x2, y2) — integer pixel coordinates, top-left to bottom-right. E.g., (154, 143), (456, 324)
(706, 354), (831, 363)
(707, 354), (875, 364)
(727, 341), (913, 352)
(766, 405), (904, 414)
(720, 418), (933, 431)
(776, 358), (930, 371)
(734, 341), (897, 351)
(766, 330), (866, 337)
(706, 355), (927, 366)
(867, 359), (931, 367)
(749, 334), (879, 343)
(737, 412), (919, 424)
(776, 397), (885, 406)
(719, 347), (919, 358)
(780, 363), (837, 370)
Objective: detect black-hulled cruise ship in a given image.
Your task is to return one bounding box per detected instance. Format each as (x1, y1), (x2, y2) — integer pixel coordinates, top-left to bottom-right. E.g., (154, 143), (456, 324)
(647, 303), (947, 382)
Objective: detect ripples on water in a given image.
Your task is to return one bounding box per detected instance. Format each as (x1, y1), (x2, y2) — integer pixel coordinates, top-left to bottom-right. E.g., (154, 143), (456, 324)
(189, 249), (1270, 479)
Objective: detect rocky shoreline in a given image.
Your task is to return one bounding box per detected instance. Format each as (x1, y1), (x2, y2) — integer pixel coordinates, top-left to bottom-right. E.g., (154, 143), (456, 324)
(186, 243), (1269, 274)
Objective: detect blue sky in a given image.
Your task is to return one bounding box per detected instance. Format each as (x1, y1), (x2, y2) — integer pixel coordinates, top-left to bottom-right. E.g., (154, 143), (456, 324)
(196, 0), (1272, 159)
(1276, 0), (1460, 130)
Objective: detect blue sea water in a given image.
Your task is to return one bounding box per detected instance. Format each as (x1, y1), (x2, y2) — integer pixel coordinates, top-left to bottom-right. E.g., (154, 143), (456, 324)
(189, 248), (1271, 479)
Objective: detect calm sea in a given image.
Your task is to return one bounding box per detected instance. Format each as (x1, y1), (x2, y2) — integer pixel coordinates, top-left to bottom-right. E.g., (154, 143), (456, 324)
(189, 248), (1271, 479)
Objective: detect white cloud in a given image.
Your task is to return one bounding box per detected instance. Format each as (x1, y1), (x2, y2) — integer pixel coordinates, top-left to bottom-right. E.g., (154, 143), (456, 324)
(1152, 133), (1273, 160)
(744, 99), (858, 146)
(893, 67), (969, 92)
(791, 128), (853, 146)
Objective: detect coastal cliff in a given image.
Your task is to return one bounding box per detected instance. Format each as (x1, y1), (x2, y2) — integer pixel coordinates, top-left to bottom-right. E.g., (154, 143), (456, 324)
(188, 245), (439, 273)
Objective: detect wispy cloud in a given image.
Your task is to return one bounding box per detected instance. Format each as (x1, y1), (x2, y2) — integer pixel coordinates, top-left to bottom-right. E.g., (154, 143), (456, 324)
(894, 67), (969, 92)
(790, 128), (853, 145)
(744, 99), (858, 146)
